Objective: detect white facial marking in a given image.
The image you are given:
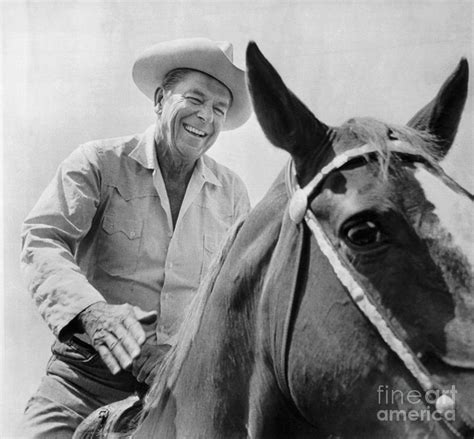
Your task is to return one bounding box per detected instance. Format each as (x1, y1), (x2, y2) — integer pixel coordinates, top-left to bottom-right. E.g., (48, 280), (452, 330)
(414, 164), (474, 366)
(414, 165), (474, 269)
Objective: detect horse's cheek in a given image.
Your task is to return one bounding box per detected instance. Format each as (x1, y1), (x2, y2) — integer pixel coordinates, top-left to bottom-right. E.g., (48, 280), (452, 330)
(284, 248), (385, 430)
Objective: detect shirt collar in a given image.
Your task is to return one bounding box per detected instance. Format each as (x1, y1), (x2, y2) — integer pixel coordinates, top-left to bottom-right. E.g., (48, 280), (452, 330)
(129, 124), (156, 170)
(195, 156), (222, 187)
(129, 124), (222, 187)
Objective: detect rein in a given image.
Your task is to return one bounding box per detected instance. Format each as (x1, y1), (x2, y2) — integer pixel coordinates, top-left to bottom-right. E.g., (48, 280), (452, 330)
(283, 141), (474, 438)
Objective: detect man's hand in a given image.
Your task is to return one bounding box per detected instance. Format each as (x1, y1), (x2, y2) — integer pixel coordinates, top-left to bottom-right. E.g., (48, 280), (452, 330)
(131, 327), (171, 385)
(131, 341), (171, 385)
(77, 302), (157, 375)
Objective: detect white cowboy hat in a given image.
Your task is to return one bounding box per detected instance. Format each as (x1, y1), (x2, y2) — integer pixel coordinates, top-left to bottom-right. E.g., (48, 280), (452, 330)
(132, 37), (252, 130)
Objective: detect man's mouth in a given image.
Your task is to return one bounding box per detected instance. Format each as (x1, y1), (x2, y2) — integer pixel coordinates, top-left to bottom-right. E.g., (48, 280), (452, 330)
(183, 124), (207, 138)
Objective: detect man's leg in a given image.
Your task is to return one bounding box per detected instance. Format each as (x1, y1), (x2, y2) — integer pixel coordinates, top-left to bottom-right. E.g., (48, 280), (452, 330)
(22, 338), (139, 438)
(23, 393), (85, 439)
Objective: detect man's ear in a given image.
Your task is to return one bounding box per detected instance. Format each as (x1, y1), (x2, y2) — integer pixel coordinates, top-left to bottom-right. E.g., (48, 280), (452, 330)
(154, 87), (164, 113)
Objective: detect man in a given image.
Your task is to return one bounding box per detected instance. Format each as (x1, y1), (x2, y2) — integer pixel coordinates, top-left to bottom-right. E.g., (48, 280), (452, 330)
(21, 37), (252, 437)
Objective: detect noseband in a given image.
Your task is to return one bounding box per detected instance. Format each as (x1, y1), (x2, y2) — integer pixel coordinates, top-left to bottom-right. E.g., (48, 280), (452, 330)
(282, 141), (474, 438)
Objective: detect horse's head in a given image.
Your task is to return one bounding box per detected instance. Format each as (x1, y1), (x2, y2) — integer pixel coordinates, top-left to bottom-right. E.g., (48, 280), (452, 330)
(247, 42), (473, 432)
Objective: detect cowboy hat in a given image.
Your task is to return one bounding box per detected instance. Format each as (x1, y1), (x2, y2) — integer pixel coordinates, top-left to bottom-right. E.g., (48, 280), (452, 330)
(132, 37), (252, 130)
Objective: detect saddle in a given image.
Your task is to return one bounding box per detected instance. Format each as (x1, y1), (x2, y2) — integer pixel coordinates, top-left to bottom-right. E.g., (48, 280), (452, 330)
(73, 396), (143, 439)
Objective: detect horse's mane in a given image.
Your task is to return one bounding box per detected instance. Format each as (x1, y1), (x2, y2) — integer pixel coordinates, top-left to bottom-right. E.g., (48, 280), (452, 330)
(142, 215), (248, 413)
(340, 117), (441, 178)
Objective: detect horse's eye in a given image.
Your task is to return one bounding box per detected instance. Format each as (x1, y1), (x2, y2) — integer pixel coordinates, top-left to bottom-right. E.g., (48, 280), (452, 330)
(343, 220), (384, 247)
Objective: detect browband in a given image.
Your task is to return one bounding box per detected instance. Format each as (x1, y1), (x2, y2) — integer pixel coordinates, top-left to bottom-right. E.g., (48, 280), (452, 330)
(286, 140), (472, 224)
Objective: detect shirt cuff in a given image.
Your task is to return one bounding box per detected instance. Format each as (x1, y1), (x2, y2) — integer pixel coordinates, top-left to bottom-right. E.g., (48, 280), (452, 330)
(36, 279), (106, 341)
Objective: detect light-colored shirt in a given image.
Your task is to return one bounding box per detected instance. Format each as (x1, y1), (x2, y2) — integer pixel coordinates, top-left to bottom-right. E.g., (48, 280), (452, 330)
(21, 125), (250, 340)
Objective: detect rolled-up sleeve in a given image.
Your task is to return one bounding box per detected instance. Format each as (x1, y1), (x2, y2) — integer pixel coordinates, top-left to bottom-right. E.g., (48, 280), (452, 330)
(20, 144), (105, 340)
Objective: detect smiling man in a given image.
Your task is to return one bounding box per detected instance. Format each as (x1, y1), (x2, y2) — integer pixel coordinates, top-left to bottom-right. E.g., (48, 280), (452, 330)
(20, 38), (252, 438)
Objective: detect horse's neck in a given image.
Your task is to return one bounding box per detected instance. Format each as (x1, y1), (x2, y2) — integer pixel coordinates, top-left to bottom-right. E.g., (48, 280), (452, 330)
(135, 179), (290, 438)
(135, 264), (260, 437)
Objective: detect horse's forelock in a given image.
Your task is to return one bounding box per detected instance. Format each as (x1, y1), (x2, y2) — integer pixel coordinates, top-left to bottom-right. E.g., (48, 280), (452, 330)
(336, 118), (441, 180)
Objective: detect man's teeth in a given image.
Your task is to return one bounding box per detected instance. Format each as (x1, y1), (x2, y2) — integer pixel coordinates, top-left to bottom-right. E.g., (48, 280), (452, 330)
(184, 124), (206, 137)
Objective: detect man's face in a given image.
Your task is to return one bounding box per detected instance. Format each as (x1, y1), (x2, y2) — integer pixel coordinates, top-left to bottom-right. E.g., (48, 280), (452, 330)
(156, 71), (232, 162)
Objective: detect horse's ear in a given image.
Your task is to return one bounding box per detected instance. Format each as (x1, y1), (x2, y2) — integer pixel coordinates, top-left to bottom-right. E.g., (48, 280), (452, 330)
(246, 42), (332, 169)
(407, 58), (468, 158)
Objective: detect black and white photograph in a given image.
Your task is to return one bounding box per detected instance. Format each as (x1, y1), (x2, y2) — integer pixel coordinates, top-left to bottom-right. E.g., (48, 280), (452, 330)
(1, 1), (473, 437)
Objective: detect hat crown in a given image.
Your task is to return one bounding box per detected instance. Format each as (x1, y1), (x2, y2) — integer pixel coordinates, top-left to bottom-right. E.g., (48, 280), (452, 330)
(215, 41), (234, 62)
(132, 37), (252, 130)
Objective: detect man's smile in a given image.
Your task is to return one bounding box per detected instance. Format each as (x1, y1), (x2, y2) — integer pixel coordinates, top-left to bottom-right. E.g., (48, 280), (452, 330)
(183, 123), (207, 138)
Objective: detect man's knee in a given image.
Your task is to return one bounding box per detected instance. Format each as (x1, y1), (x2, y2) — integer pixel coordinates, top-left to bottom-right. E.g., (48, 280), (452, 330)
(22, 395), (84, 439)
(22, 351), (137, 438)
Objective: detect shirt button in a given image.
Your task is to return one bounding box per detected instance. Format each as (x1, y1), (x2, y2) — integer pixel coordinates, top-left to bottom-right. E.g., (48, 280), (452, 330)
(129, 231), (136, 238)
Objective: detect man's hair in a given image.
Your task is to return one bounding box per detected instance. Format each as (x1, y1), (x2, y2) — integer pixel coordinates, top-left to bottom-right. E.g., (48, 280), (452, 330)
(154, 68), (233, 105)
(162, 68), (195, 92)
(154, 68), (194, 104)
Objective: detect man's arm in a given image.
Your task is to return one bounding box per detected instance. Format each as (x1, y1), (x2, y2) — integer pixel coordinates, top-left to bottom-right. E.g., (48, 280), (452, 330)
(21, 144), (155, 373)
(21, 144), (106, 339)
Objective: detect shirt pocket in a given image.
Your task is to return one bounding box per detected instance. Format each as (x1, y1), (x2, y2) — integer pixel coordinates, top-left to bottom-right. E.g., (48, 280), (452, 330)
(200, 233), (224, 281)
(97, 214), (143, 275)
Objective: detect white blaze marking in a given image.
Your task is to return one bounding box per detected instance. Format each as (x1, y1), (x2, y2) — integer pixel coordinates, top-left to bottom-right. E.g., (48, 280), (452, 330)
(414, 165), (474, 269)
(415, 165), (474, 367)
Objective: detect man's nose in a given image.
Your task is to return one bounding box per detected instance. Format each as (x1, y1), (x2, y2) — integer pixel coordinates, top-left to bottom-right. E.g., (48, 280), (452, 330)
(197, 104), (213, 123)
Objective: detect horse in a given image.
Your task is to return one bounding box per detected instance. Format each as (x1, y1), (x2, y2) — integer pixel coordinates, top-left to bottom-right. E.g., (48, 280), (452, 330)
(76, 42), (473, 438)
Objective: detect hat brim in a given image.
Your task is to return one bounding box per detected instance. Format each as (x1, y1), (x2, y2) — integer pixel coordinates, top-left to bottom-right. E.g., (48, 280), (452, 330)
(132, 38), (252, 130)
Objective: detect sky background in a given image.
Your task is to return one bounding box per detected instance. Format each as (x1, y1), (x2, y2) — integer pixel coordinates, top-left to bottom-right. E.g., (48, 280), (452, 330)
(1, 0), (472, 437)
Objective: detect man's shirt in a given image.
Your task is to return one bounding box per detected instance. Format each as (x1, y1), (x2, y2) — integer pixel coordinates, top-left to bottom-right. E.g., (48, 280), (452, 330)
(21, 125), (250, 340)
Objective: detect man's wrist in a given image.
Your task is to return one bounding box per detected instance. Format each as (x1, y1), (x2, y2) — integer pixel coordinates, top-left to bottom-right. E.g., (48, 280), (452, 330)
(58, 316), (85, 342)
(77, 301), (106, 330)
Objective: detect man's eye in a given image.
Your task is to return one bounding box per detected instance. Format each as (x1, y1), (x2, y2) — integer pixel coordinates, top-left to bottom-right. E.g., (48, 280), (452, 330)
(187, 96), (202, 104)
(214, 107), (225, 116)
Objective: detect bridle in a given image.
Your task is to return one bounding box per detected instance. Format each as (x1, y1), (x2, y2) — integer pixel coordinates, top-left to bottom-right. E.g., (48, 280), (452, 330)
(281, 141), (474, 438)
